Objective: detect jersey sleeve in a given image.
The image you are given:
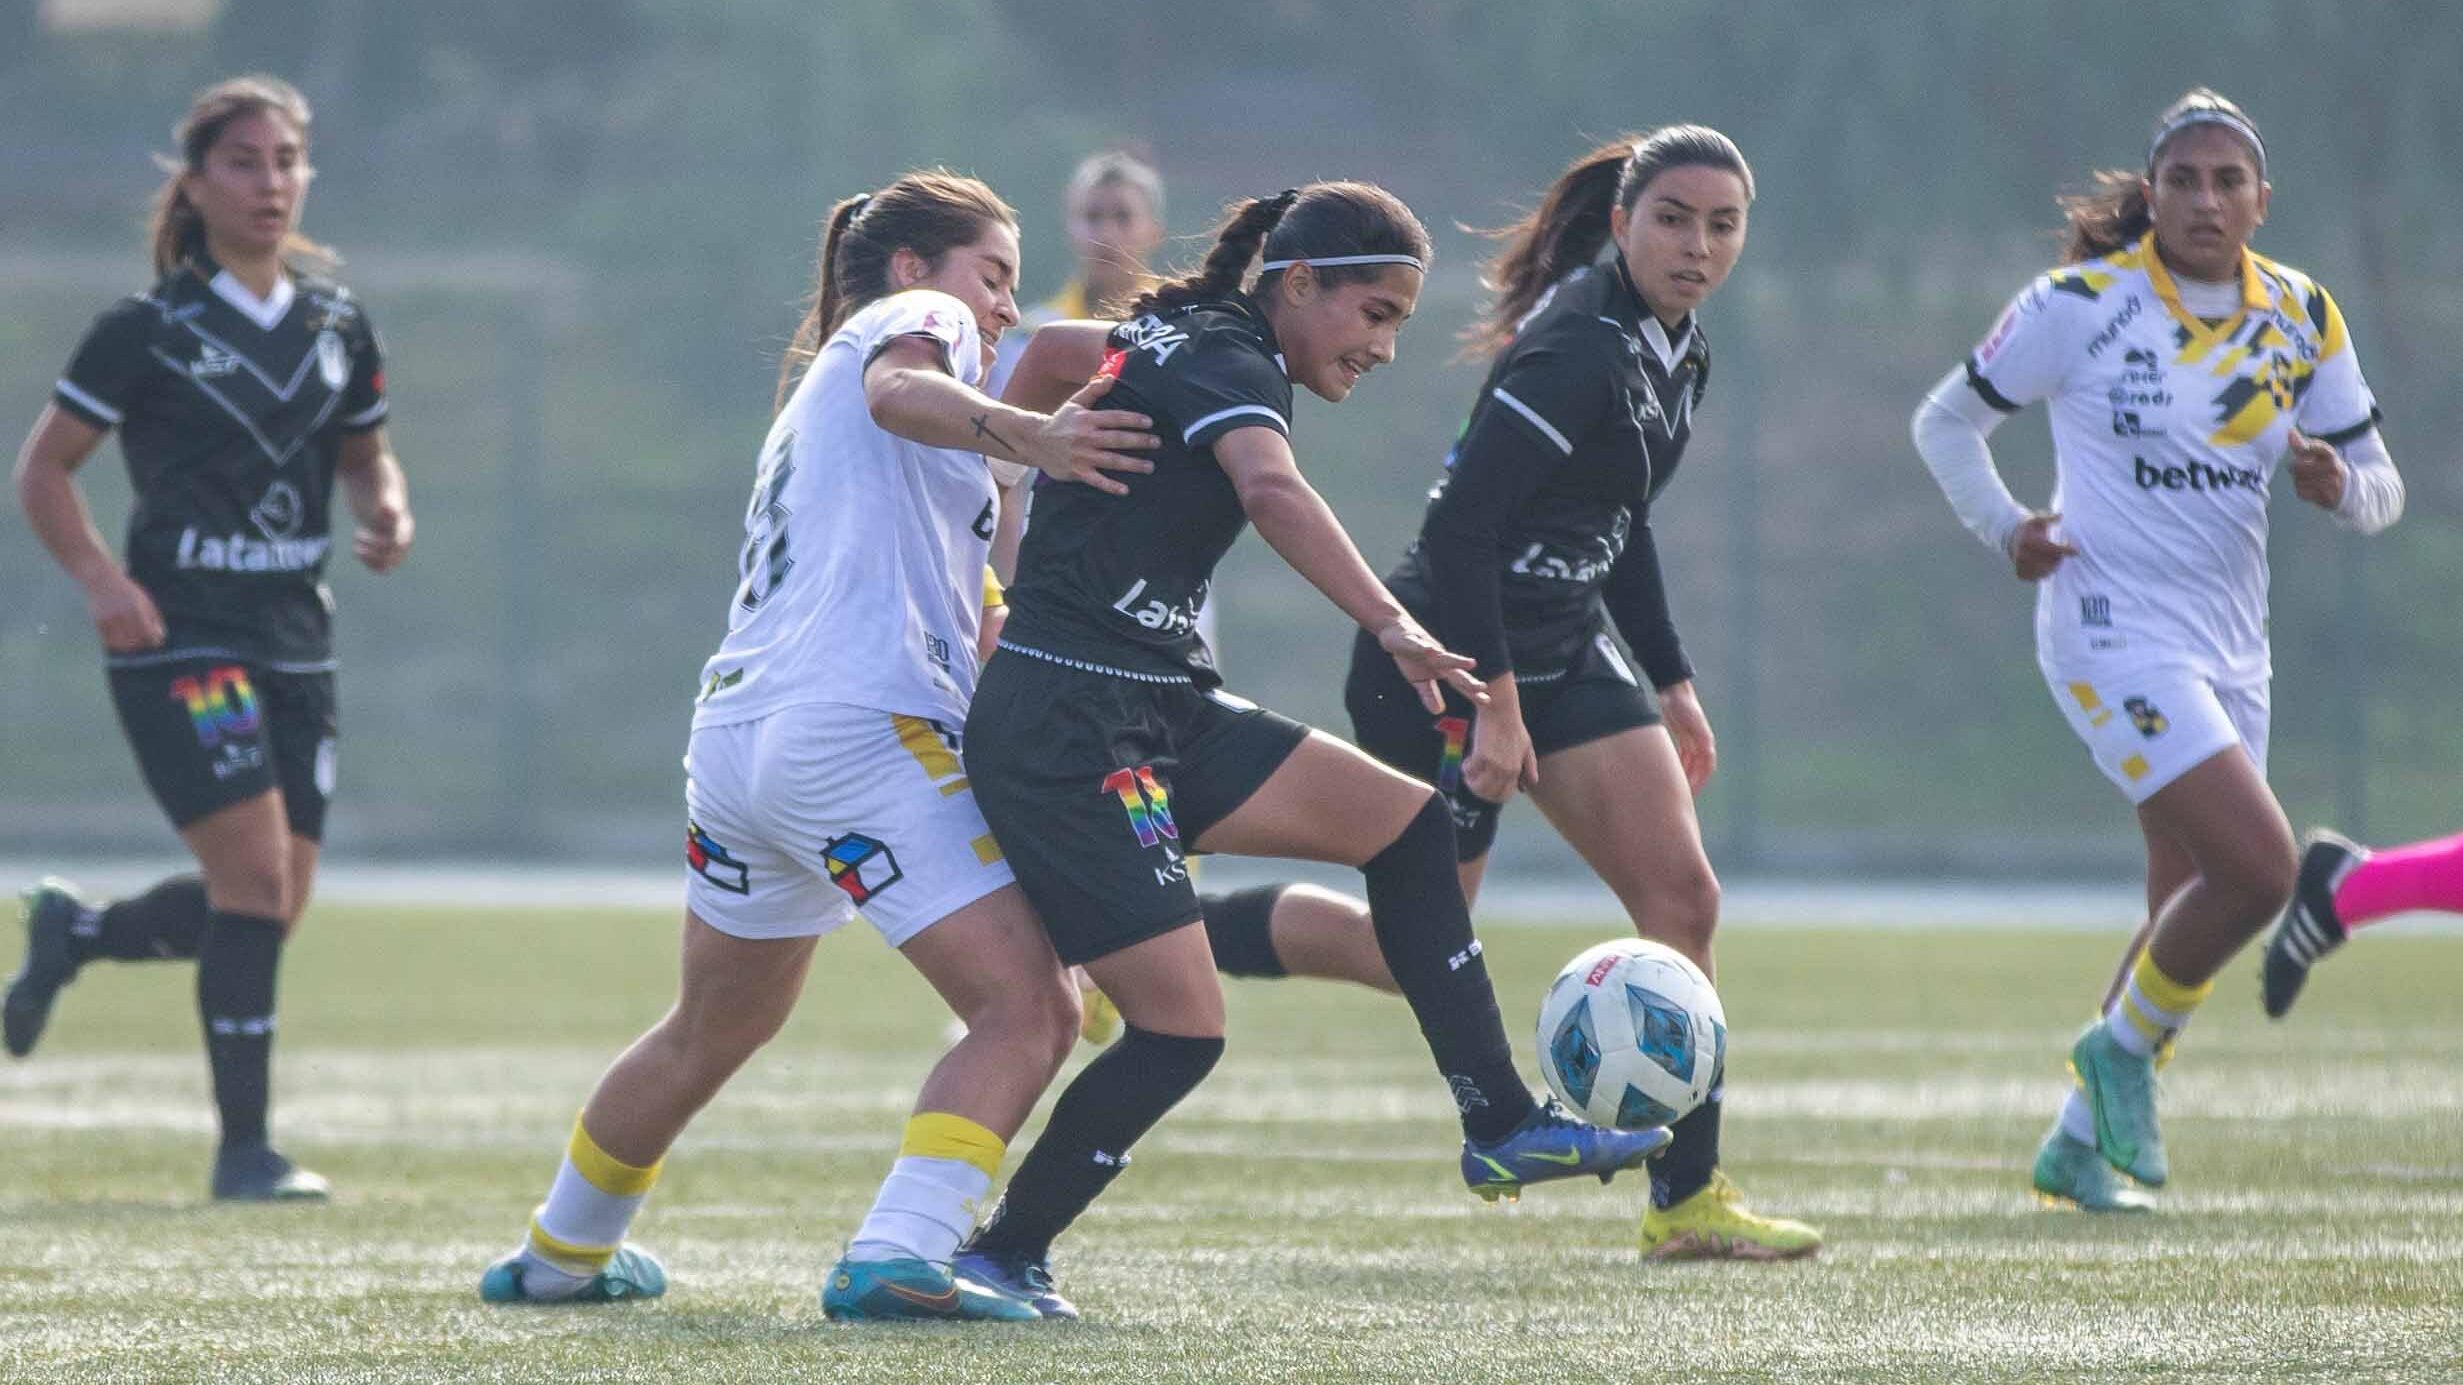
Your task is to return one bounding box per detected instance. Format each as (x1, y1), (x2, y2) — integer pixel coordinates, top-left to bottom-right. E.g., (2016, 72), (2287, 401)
(337, 301), (390, 433)
(1149, 329), (1292, 450)
(852, 289), (985, 388)
(1479, 320), (1622, 460)
(1601, 516), (1691, 688)
(1963, 274), (2081, 413)
(2292, 284), (2382, 445)
(52, 297), (154, 430)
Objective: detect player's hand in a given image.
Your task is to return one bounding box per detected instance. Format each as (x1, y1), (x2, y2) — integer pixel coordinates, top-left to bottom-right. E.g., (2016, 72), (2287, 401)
(2288, 430), (2349, 512)
(1375, 616), (1488, 714)
(1462, 706), (1539, 806)
(977, 601), (1007, 664)
(1660, 679), (1717, 795)
(354, 500), (414, 573)
(2008, 512), (2077, 582)
(83, 567), (166, 653)
(1026, 373), (1157, 496)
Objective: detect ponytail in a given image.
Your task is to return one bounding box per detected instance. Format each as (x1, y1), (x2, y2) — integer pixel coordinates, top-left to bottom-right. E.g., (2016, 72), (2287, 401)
(147, 75), (333, 278)
(1467, 126), (1753, 356)
(772, 170), (1016, 413)
(1129, 190), (1298, 317)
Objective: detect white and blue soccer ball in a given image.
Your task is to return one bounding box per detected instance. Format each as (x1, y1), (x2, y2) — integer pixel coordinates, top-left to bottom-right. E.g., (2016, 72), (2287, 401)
(1536, 937), (1725, 1130)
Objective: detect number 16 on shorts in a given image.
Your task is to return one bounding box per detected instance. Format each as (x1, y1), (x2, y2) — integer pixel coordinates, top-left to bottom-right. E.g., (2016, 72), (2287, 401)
(1103, 765), (1178, 848)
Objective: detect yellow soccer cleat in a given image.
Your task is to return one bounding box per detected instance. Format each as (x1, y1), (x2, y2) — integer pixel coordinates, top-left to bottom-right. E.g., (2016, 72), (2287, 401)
(1637, 1171), (1822, 1261)
(1076, 970), (1122, 1047)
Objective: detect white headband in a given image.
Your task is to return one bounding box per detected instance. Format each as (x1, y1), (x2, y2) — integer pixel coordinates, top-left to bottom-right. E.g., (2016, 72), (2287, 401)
(1257, 253), (1425, 272)
(2147, 110), (2267, 178)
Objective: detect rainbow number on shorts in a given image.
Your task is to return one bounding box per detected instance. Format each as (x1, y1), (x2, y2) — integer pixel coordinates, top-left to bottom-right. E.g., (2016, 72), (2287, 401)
(1102, 765), (1179, 849)
(1434, 715), (1471, 793)
(168, 666), (261, 748)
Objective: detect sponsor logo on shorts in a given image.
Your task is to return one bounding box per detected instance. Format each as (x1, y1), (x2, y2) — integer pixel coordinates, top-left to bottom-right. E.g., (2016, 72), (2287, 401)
(1102, 765), (1179, 850)
(822, 833), (903, 905)
(2080, 595), (2112, 629)
(2124, 697), (2169, 738)
(686, 821), (751, 894)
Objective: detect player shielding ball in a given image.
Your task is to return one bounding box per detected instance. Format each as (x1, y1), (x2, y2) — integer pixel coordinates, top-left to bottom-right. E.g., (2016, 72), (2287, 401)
(956, 182), (1673, 1319)
(9, 75), (409, 1202)
(1911, 89), (2403, 1210)
(474, 171), (1155, 1320)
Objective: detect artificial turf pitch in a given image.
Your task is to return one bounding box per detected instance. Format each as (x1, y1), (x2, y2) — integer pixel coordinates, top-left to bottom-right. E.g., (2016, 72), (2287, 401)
(2, 904), (2457, 1383)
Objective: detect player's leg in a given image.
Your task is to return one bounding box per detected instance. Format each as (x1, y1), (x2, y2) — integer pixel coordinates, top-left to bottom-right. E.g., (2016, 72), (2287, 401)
(1526, 723), (1818, 1259)
(2264, 824), (2463, 1017)
(1203, 882), (1397, 993)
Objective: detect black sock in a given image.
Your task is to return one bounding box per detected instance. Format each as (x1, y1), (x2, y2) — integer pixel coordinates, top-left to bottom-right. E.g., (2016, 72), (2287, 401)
(1652, 1079), (1723, 1208)
(1200, 885), (1289, 978)
(197, 911), (284, 1150)
(968, 1026), (1224, 1262)
(1361, 794), (1535, 1144)
(81, 875), (210, 962)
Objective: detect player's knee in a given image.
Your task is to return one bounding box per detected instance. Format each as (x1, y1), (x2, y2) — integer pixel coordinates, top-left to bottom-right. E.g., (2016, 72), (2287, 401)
(965, 974), (1080, 1074)
(1635, 864), (1720, 955)
(207, 858), (291, 922)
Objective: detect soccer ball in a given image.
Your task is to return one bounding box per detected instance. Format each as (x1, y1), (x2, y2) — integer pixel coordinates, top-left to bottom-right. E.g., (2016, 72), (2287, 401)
(1536, 937), (1724, 1130)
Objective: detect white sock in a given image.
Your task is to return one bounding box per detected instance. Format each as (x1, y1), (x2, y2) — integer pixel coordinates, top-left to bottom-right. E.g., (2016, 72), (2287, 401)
(845, 1155), (994, 1265)
(2056, 1087), (2097, 1145)
(520, 1116), (662, 1292)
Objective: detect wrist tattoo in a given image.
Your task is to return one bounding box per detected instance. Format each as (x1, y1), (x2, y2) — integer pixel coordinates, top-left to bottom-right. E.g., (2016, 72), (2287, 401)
(969, 412), (1016, 457)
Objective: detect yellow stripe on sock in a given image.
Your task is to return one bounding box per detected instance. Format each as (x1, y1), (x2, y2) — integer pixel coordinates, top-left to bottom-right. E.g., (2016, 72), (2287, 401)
(527, 1213), (617, 1273)
(898, 1111), (1007, 1179)
(569, 1116), (663, 1198)
(2129, 950), (2213, 1017)
(2117, 993), (2171, 1047)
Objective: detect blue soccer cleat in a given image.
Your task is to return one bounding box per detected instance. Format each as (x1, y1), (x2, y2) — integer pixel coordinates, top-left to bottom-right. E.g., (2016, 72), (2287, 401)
(1461, 1096), (1672, 1203)
(952, 1246), (1080, 1320)
(480, 1245), (668, 1304)
(6, 878), (88, 1059)
(821, 1255), (1040, 1323)
(2070, 1021), (2167, 1187)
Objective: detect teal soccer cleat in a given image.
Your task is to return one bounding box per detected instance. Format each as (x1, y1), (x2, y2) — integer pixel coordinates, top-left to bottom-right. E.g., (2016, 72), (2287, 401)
(1460, 1097), (1672, 1203)
(821, 1255), (1039, 1323)
(2070, 1022), (2167, 1187)
(480, 1245), (668, 1304)
(2031, 1126), (2156, 1212)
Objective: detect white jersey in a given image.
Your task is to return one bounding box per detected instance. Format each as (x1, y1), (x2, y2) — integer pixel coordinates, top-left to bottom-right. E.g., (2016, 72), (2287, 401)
(693, 289), (998, 729)
(1965, 233), (2381, 686)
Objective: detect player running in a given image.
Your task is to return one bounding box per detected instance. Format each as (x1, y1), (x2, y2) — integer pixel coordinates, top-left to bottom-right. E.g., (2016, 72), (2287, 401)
(2262, 826), (2463, 1016)
(955, 181), (1673, 1319)
(9, 75), (409, 1203)
(1202, 129), (1820, 1261)
(474, 170), (1154, 1320)
(1911, 90), (2404, 1210)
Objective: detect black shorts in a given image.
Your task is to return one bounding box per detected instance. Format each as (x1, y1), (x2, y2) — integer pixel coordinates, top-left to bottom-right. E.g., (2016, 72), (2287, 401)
(106, 655), (338, 840)
(965, 648), (1311, 966)
(1345, 626), (1658, 860)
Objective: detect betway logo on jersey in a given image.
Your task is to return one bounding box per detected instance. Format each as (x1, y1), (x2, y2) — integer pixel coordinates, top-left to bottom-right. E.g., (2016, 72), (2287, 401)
(176, 528), (332, 572)
(2133, 456), (2264, 496)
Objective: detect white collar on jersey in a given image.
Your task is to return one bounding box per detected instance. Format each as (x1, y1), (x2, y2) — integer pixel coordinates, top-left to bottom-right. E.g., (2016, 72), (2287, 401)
(1638, 315), (1692, 373)
(208, 268), (297, 331)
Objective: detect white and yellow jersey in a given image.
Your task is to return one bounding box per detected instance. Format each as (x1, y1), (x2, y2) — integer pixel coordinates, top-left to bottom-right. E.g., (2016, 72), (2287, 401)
(693, 289), (998, 730)
(1965, 232), (2381, 685)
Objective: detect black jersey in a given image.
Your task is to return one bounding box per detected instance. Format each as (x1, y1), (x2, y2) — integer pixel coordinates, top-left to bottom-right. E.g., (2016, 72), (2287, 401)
(1386, 256), (1706, 685)
(1000, 293), (1292, 687)
(52, 259), (388, 668)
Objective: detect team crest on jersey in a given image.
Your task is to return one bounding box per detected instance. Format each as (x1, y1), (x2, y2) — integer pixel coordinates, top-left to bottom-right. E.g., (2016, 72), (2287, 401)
(190, 343), (244, 379)
(316, 330), (349, 390)
(2123, 697), (2169, 739)
(687, 822), (751, 894)
(822, 833), (903, 905)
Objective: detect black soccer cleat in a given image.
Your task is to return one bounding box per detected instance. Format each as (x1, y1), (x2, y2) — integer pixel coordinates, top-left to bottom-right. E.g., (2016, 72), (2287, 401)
(211, 1143), (331, 1202)
(2263, 830), (2364, 1020)
(6, 879), (88, 1059)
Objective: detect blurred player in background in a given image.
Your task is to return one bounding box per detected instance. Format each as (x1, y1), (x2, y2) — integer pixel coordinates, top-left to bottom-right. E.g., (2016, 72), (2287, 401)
(1912, 89), (2403, 1210)
(9, 75), (409, 1203)
(474, 170), (1154, 1320)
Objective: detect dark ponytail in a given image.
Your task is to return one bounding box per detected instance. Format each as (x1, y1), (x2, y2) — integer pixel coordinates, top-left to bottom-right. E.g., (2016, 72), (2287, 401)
(148, 74), (333, 278)
(774, 169), (1016, 411)
(1467, 125), (1753, 355)
(1128, 182), (1430, 320)
(1129, 190), (1298, 317)
(2059, 87), (2264, 264)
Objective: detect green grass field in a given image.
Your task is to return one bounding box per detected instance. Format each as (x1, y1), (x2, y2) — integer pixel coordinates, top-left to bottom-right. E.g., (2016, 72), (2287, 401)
(3, 904), (2458, 1383)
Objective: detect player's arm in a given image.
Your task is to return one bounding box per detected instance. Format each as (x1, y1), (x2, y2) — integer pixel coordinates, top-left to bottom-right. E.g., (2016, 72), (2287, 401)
(1914, 278), (2079, 579)
(1603, 521), (1713, 792)
(1214, 425), (1483, 713)
(864, 335), (1153, 495)
(998, 322), (1119, 415)
(989, 474), (1028, 584)
(13, 402), (163, 651)
(337, 426), (414, 573)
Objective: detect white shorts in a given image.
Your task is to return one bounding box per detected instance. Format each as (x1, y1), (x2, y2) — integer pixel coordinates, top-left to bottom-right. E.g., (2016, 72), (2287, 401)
(2044, 668), (2270, 805)
(682, 703), (1014, 945)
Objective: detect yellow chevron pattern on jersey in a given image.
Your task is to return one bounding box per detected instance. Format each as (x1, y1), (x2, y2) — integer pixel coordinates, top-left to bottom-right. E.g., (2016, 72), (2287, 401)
(2139, 235), (2354, 447)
